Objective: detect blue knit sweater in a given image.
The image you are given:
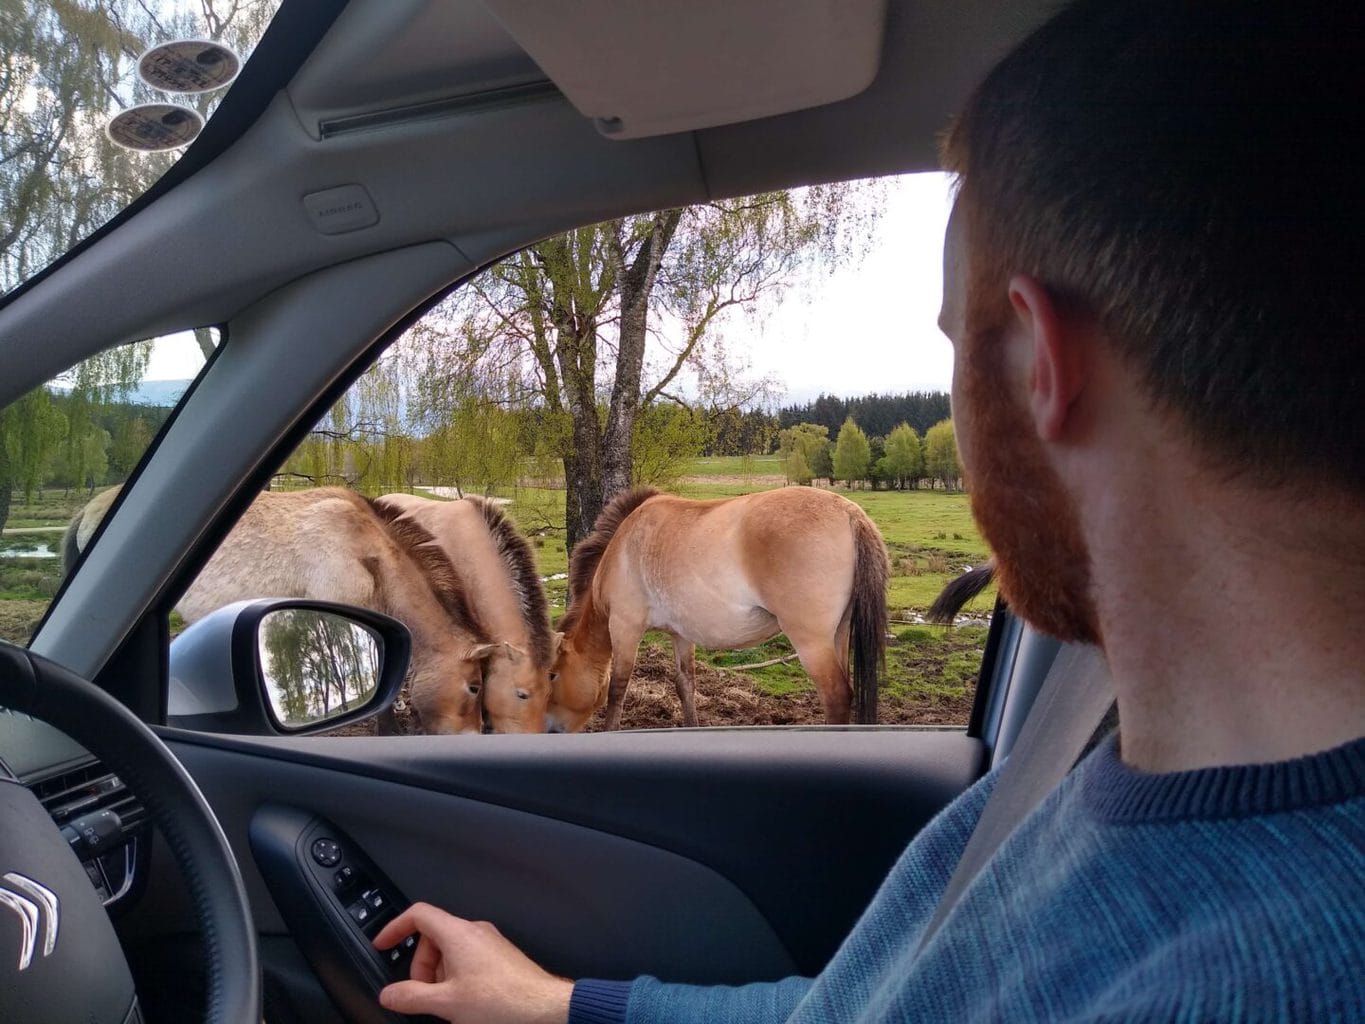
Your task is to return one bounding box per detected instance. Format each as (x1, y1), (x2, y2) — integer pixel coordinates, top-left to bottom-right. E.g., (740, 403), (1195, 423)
(569, 733), (1365, 1023)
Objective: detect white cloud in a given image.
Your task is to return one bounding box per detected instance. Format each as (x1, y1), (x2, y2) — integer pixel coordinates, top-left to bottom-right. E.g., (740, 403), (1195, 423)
(732, 172), (955, 405)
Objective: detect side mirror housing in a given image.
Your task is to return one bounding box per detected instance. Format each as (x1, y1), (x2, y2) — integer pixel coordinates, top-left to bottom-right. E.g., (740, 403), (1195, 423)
(167, 599), (410, 735)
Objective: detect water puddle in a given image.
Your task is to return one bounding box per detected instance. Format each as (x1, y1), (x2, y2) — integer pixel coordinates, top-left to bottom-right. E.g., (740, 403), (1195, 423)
(0, 542), (57, 559)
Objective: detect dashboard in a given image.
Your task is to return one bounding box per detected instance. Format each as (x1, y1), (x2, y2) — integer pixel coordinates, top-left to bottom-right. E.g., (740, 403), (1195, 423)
(0, 710), (148, 911)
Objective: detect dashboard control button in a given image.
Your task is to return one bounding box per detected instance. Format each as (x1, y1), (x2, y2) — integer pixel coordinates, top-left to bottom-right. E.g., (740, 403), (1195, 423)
(334, 865), (356, 891)
(362, 888), (387, 912)
(311, 838), (341, 867)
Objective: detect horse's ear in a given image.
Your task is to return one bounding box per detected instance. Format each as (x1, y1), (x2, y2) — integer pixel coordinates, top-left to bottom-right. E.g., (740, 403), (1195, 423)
(502, 642), (527, 664)
(551, 632), (565, 658)
(466, 643), (499, 662)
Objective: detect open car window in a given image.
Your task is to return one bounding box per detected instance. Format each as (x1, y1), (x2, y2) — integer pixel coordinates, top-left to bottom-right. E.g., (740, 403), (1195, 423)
(0, 329), (218, 645)
(175, 173), (996, 735)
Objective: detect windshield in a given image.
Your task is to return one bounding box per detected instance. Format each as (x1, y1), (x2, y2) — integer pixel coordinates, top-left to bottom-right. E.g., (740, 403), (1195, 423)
(0, 1), (283, 295)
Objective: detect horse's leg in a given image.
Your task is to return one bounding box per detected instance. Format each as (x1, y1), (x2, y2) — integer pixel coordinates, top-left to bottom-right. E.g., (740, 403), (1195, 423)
(670, 636), (699, 727)
(602, 649), (638, 731)
(603, 619), (645, 731)
(787, 629), (852, 724)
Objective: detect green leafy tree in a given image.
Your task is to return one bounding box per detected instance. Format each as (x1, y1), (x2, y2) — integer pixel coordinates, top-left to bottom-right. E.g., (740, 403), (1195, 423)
(1, 390), (67, 509)
(924, 418), (962, 491)
(108, 415), (154, 481)
(633, 405), (708, 489)
(418, 183), (881, 547)
(784, 447), (813, 485)
(77, 428), (110, 493)
(778, 422), (834, 484)
(832, 417), (871, 488)
(882, 422), (924, 489)
(865, 435), (886, 489)
(809, 440), (834, 484)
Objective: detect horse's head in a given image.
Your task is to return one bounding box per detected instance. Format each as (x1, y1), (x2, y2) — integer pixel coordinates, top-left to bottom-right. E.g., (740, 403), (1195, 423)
(544, 630), (610, 733)
(475, 641), (552, 734)
(405, 645), (486, 735)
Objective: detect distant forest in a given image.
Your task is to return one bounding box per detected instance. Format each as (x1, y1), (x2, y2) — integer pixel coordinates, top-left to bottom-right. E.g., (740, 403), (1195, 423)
(777, 392), (952, 440)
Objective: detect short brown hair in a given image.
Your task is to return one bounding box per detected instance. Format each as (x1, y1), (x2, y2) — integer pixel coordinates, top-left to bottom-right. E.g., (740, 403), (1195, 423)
(942, 0), (1364, 492)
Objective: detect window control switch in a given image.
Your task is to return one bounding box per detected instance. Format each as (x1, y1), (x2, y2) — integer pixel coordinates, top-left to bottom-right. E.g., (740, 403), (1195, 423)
(250, 806), (419, 1018)
(386, 933), (419, 979)
(347, 899), (373, 927)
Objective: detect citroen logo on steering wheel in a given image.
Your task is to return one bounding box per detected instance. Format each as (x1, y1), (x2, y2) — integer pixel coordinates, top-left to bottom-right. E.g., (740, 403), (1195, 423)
(0, 873), (59, 971)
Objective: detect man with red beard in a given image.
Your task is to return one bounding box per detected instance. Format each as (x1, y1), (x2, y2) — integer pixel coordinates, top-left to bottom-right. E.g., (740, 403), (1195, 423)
(370, 1), (1365, 1020)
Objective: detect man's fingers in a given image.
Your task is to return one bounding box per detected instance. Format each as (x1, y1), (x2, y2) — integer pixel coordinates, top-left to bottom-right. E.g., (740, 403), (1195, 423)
(372, 901), (456, 950)
(378, 980), (444, 1016)
(410, 934), (441, 984)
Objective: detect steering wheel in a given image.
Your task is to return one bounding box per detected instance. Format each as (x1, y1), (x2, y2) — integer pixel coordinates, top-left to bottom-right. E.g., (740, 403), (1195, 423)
(0, 642), (260, 1024)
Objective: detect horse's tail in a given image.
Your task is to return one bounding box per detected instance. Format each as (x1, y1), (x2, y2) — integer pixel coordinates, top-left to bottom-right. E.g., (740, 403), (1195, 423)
(849, 509), (890, 725)
(926, 560), (997, 624)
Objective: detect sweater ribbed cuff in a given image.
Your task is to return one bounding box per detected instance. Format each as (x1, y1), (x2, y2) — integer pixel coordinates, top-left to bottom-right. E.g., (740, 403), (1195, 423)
(568, 979), (632, 1024)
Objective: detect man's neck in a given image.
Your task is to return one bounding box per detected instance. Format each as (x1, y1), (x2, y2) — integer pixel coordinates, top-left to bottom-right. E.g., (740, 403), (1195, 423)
(1086, 472), (1365, 774)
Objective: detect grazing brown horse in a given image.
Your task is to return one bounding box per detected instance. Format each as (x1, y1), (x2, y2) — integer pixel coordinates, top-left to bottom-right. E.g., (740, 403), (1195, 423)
(66, 486), (493, 735)
(375, 493), (553, 734)
(548, 486), (890, 732)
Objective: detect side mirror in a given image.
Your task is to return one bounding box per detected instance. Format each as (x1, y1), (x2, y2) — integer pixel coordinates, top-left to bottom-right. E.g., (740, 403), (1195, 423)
(167, 599), (410, 735)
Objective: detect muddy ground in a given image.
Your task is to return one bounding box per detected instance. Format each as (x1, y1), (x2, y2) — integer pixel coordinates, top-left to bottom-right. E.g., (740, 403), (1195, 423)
(340, 643), (975, 736)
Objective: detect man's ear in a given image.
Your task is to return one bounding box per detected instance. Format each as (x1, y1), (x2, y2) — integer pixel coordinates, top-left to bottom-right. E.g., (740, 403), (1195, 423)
(1008, 274), (1088, 442)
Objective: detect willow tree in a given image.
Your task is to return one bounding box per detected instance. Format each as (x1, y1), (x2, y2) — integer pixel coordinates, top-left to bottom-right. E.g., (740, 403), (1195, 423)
(417, 184), (878, 547)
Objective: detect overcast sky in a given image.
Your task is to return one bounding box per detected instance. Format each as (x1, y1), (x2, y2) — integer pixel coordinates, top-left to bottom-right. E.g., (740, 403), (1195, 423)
(734, 171), (955, 405)
(146, 172), (957, 403)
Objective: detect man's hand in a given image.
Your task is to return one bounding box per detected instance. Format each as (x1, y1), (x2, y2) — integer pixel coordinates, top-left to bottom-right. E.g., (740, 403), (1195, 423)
(372, 903), (574, 1024)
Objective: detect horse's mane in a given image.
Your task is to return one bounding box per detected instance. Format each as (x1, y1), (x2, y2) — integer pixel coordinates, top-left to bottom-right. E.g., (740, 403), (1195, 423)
(464, 495), (553, 669)
(560, 487), (659, 633)
(368, 498), (486, 640)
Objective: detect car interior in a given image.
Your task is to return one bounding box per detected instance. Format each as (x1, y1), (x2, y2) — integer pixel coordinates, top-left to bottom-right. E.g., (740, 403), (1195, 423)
(0, 2), (1069, 1021)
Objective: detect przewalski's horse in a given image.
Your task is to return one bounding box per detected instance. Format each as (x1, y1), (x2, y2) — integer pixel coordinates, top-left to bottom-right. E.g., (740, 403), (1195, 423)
(375, 493), (554, 733)
(548, 486), (890, 732)
(65, 486), (493, 735)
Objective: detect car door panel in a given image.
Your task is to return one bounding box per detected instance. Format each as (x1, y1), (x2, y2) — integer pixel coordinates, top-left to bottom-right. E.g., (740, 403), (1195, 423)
(142, 729), (982, 992)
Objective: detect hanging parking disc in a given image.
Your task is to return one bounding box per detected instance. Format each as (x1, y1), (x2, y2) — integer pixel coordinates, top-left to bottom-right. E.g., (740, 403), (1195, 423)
(137, 39), (241, 94)
(106, 103), (204, 152)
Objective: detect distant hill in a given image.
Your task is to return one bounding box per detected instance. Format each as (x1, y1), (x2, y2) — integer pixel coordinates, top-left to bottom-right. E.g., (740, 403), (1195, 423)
(123, 378), (192, 407)
(50, 378), (193, 408)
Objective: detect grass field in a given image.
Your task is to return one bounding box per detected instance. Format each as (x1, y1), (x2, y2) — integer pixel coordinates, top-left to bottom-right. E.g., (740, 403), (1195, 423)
(0, 492), (73, 646)
(3, 465), (995, 727)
